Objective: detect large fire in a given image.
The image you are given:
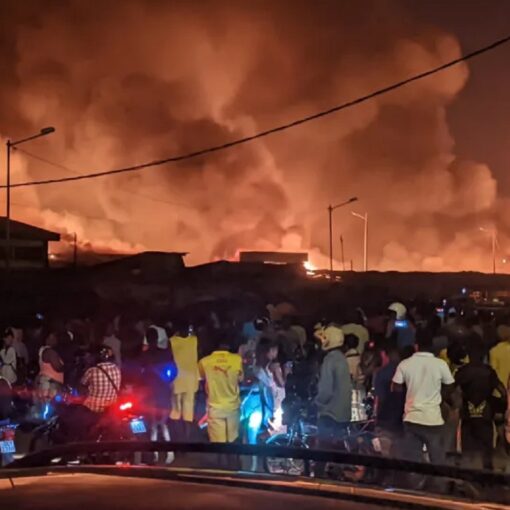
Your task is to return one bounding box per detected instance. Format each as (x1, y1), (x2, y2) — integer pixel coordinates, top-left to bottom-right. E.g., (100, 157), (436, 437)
(0, 1), (504, 272)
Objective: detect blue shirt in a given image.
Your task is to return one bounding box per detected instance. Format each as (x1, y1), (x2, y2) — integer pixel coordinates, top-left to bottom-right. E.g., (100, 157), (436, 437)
(373, 361), (405, 431)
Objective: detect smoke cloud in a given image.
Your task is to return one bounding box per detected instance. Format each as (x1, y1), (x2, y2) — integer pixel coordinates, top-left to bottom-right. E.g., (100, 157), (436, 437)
(0, 0), (503, 271)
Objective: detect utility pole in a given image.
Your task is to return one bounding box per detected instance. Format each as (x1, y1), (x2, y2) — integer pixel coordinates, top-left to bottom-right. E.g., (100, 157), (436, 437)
(340, 235), (345, 271)
(351, 211), (368, 271)
(328, 197), (358, 276)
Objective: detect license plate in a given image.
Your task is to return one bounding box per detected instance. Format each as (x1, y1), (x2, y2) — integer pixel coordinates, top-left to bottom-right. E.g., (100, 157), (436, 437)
(371, 437), (382, 453)
(130, 419), (146, 434)
(0, 440), (15, 454)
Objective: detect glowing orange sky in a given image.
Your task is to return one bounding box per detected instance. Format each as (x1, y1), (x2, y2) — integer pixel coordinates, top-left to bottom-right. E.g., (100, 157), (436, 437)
(0, 0), (509, 272)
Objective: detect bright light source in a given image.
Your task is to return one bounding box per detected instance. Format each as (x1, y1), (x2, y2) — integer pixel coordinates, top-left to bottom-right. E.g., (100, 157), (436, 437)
(248, 410), (263, 430)
(119, 401), (133, 411)
(49, 253), (56, 260)
(303, 260), (317, 273)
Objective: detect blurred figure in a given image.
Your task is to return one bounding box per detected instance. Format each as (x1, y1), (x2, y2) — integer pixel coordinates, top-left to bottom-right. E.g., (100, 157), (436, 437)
(342, 309), (369, 353)
(141, 327), (174, 464)
(386, 302), (415, 352)
(169, 321), (199, 440)
(456, 341), (506, 470)
(315, 326), (352, 446)
(0, 329), (17, 386)
(489, 324), (510, 386)
(103, 321), (122, 368)
(36, 332), (64, 403)
(199, 335), (243, 443)
(373, 343), (405, 457)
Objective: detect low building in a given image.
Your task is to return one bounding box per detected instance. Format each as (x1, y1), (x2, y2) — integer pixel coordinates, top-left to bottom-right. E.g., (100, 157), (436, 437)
(0, 218), (60, 269)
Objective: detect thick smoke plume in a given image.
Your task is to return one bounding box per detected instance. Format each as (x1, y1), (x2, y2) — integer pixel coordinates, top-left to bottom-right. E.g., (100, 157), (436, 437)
(0, 0), (503, 271)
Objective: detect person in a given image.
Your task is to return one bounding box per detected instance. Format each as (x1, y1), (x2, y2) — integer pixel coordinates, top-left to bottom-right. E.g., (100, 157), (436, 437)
(489, 324), (510, 387)
(456, 340), (506, 470)
(36, 332), (64, 403)
(169, 322), (199, 439)
(386, 302), (415, 352)
(315, 325), (352, 447)
(254, 338), (287, 432)
(277, 316), (301, 362)
(80, 345), (121, 414)
(0, 329), (17, 386)
(373, 343), (405, 458)
(11, 327), (29, 381)
(58, 346), (121, 443)
(342, 309), (370, 353)
(199, 336), (243, 443)
(344, 334), (363, 385)
(103, 321), (122, 368)
(392, 329), (454, 468)
(141, 327), (175, 464)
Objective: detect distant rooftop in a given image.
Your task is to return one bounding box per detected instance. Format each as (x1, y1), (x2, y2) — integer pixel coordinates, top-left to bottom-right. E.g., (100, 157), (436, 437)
(239, 251), (308, 264)
(0, 217), (60, 241)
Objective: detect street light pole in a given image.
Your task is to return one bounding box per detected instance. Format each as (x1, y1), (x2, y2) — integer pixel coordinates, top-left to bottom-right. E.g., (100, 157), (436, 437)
(351, 211), (368, 272)
(328, 197), (358, 275)
(5, 127), (55, 272)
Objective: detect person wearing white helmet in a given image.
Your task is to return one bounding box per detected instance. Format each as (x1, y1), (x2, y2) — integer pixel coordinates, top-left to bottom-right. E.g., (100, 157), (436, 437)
(387, 302), (416, 351)
(315, 325), (352, 448)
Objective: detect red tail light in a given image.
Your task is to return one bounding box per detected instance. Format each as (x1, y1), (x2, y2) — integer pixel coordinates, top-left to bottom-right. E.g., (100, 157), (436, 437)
(119, 401), (133, 411)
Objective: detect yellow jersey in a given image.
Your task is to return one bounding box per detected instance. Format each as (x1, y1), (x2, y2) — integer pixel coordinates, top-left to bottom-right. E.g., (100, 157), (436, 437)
(170, 335), (199, 394)
(490, 341), (510, 387)
(198, 351), (243, 411)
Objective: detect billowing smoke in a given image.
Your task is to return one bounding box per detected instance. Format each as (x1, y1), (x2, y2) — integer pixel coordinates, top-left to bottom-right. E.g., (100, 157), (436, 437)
(0, 0), (503, 271)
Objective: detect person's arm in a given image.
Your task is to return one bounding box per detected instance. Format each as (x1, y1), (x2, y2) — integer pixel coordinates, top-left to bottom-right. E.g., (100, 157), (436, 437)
(79, 367), (92, 394)
(237, 356), (244, 382)
(391, 362), (405, 392)
(270, 362), (285, 388)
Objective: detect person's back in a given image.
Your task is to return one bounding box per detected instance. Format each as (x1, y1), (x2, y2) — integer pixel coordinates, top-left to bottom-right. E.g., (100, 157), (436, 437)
(456, 343), (506, 469)
(199, 341), (243, 443)
(80, 346), (121, 414)
(170, 333), (199, 394)
(199, 349), (243, 411)
(490, 325), (510, 386)
(394, 350), (451, 426)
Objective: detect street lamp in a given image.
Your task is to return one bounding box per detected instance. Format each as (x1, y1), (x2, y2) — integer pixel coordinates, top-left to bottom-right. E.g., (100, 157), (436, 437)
(5, 126), (55, 270)
(479, 226), (496, 275)
(351, 211), (368, 272)
(328, 196), (358, 274)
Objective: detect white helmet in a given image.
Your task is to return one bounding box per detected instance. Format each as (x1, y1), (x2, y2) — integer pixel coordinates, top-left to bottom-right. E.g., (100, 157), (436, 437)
(388, 302), (407, 320)
(320, 325), (345, 351)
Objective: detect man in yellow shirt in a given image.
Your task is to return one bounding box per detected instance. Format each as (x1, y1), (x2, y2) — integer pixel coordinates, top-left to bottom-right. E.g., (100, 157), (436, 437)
(490, 325), (510, 386)
(170, 324), (199, 439)
(199, 339), (243, 443)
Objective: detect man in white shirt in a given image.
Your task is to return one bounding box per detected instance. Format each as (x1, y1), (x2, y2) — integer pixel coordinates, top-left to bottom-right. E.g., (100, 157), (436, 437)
(392, 329), (454, 465)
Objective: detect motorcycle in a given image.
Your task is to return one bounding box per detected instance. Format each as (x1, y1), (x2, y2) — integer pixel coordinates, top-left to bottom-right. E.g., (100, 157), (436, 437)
(29, 389), (148, 462)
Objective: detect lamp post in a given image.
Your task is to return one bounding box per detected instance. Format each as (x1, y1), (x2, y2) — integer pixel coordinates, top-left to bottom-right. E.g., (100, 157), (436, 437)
(479, 227), (497, 275)
(5, 127), (55, 271)
(328, 196), (358, 274)
(351, 211), (368, 272)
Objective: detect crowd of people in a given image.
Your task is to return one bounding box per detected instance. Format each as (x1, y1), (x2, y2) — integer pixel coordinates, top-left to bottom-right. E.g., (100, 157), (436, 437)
(0, 298), (509, 472)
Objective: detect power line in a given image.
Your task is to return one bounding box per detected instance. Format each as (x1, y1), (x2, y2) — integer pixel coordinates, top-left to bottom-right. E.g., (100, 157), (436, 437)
(4, 33), (510, 190)
(14, 147), (195, 209)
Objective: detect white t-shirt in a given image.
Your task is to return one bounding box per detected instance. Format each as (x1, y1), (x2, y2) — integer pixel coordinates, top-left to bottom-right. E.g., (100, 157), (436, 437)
(392, 352), (454, 426)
